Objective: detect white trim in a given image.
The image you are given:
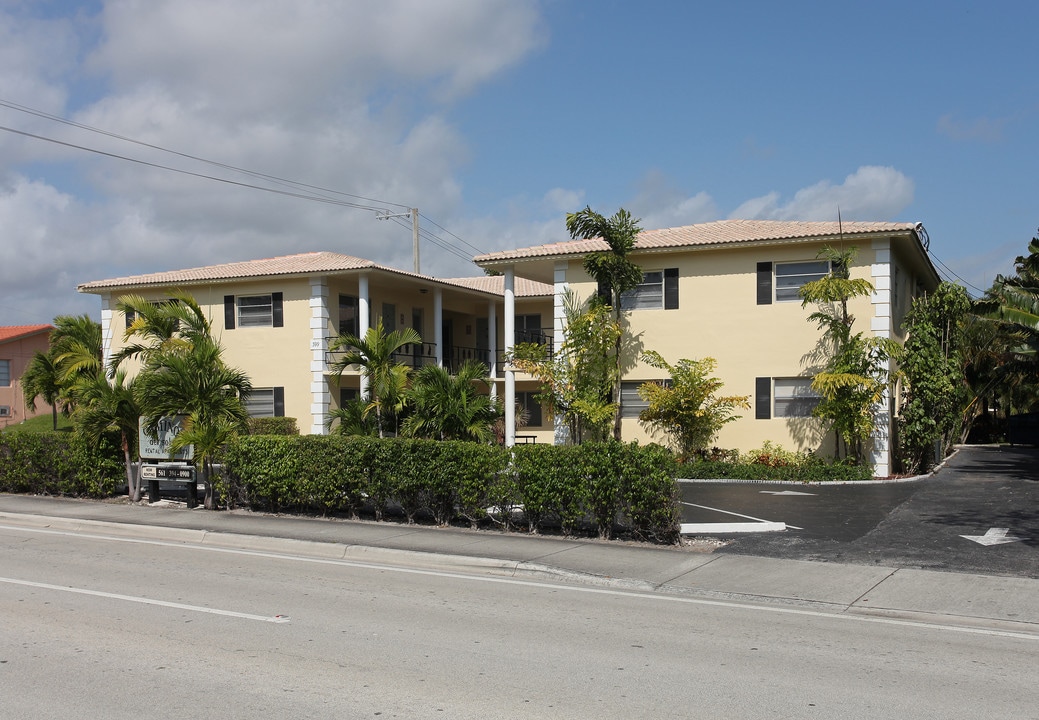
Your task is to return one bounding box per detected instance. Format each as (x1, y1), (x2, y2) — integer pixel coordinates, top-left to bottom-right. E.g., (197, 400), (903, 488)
(309, 278), (330, 434)
(870, 238), (892, 477)
(504, 268), (516, 447)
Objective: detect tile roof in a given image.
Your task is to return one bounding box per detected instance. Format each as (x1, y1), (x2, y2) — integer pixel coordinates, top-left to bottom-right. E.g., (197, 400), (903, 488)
(0, 324), (53, 343)
(439, 275), (554, 297)
(78, 252), (386, 291)
(473, 219), (920, 264)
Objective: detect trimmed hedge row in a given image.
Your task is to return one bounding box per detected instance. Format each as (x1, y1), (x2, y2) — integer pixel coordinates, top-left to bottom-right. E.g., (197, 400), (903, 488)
(221, 436), (681, 543)
(680, 459), (874, 483)
(0, 431), (123, 497)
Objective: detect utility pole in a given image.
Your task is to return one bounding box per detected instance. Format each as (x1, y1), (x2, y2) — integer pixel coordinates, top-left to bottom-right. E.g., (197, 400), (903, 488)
(376, 208), (420, 274)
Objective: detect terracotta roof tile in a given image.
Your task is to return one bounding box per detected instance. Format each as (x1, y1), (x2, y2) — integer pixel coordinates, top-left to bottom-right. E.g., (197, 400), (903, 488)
(474, 219), (920, 264)
(0, 324), (53, 343)
(439, 275), (553, 297)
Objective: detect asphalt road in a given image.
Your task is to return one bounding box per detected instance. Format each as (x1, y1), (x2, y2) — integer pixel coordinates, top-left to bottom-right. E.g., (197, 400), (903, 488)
(680, 445), (1039, 578)
(2, 518), (1037, 719)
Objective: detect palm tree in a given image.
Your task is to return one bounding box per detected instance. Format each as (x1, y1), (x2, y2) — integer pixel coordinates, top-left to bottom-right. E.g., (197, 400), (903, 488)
(110, 290), (214, 374)
(135, 336), (252, 509)
(402, 360), (501, 442)
(566, 206), (644, 440)
(45, 314), (104, 413)
(326, 398), (378, 437)
(329, 319), (421, 438)
(73, 369), (143, 501)
(21, 351), (65, 430)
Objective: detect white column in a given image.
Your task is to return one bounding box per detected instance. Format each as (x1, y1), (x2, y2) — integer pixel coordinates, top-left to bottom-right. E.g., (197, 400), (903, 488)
(504, 267), (516, 447)
(309, 277), (330, 435)
(488, 300), (498, 400)
(870, 239), (892, 478)
(358, 273), (370, 400)
(434, 288), (444, 367)
(99, 293), (114, 372)
(553, 261), (570, 445)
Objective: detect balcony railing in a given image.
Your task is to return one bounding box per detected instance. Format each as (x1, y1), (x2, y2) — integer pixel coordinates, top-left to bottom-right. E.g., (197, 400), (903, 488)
(325, 328), (554, 376)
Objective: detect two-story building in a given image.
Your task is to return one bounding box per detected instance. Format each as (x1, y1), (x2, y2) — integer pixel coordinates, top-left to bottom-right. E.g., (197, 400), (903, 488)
(78, 219), (940, 475)
(473, 219), (940, 476)
(78, 252), (557, 441)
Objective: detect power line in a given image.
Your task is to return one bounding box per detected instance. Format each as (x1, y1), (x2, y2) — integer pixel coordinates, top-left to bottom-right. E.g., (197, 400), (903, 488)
(927, 249), (988, 297)
(0, 98), (487, 259)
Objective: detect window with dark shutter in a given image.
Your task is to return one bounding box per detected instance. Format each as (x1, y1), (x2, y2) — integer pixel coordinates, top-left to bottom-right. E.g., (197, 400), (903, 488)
(757, 262), (773, 305)
(755, 377), (772, 419)
(224, 295), (236, 330)
(273, 387), (285, 417)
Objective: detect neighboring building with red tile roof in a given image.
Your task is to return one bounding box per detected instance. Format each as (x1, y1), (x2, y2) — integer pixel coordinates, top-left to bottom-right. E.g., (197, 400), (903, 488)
(0, 324), (54, 428)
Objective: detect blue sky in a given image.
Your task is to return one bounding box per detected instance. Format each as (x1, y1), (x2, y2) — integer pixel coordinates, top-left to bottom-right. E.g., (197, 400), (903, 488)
(0, 0), (1035, 325)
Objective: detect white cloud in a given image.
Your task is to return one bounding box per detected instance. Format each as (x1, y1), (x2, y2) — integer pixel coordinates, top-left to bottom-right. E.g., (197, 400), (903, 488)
(729, 166), (915, 221)
(937, 113), (1006, 143)
(628, 169), (718, 230)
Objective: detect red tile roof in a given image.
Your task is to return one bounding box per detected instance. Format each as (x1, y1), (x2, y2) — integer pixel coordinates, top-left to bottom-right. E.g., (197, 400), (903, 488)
(0, 324), (53, 343)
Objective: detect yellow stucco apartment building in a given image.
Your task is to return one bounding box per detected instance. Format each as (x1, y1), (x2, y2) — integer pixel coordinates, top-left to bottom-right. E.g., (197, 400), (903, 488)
(79, 219), (939, 476)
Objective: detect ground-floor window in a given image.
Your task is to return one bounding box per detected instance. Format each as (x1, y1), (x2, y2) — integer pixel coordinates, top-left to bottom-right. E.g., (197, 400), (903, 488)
(245, 387), (284, 417)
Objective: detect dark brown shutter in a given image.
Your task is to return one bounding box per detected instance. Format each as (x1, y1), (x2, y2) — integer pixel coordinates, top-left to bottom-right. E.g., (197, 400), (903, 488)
(664, 268), (679, 309)
(757, 262), (772, 305)
(755, 377), (771, 419)
(224, 295), (236, 330)
(273, 387), (285, 417)
(272, 292), (283, 328)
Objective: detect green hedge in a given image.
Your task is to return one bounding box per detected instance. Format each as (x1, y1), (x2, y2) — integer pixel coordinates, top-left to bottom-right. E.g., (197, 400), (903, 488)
(0, 431), (122, 497)
(680, 459), (873, 483)
(221, 437), (681, 543)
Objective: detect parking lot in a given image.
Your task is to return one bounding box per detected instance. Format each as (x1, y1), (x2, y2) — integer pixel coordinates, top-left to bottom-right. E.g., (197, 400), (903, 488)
(680, 445), (1039, 579)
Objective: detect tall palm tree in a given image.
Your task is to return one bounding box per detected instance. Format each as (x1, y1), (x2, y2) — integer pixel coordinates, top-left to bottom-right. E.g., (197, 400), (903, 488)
(566, 206), (644, 440)
(21, 351), (65, 430)
(402, 360), (501, 442)
(73, 369), (142, 501)
(329, 319), (421, 438)
(46, 314), (104, 413)
(135, 336), (252, 509)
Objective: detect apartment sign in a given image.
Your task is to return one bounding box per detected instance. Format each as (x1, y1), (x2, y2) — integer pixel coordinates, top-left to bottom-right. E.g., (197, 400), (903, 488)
(138, 415), (194, 461)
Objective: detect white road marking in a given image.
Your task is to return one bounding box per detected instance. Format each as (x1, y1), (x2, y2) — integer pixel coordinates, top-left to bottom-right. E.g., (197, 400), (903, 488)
(680, 502), (803, 530)
(0, 575), (290, 624)
(960, 527), (1025, 546)
(4, 523), (1036, 642)
(760, 490), (816, 496)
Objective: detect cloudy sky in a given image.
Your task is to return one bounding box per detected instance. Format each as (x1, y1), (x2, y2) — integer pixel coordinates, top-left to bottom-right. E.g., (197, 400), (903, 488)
(1, 0), (1036, 325)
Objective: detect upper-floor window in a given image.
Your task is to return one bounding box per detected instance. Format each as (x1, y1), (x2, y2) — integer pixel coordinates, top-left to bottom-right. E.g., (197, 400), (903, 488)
(224, 293), (283, 330)
(757, 261), (830, 304)
(0, 359), (10, 387)
(605, 268), (679, 311)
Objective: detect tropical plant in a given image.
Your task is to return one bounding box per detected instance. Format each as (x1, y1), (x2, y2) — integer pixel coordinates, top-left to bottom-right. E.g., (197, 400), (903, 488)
(72, 369), (143, 500)
(329, 318), (421, 438)
(402, 360), (501, 442)
(327, 398), (379, 437)
(636, 352), (749, 459)
(510, 289), (620, 443)
(800, 246), (896, 463)
(896, 282), (972, 474)
(21, 350), (65, 430)
(49, 313), (104, 384)
(567, 206), (644, 440)
(135, 335), (252, 509)
(110, 290), (215, 374)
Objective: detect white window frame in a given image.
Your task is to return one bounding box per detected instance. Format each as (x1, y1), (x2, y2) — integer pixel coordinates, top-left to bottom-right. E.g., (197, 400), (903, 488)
(620, 271), (664, 311)
(0, 405), (10, 417)
(773, 377), (822, 418)
(237, 294), (274, 328)
(0, 359), (10, 387)
(775, 261), (830, 302)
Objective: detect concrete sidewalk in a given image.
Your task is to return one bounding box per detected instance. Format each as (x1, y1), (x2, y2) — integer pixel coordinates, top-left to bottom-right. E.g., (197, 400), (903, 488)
(1, 493), (1037, 638)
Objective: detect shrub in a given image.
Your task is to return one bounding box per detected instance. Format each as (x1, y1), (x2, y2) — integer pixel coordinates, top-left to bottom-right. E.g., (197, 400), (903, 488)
(247, 417), (299, 436)
(0, 430), (120, 497)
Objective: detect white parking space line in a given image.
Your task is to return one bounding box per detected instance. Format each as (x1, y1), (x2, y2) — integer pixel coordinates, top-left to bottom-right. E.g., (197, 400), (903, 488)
(680, 502), (803, 531)
(0, 576), (290, 624)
